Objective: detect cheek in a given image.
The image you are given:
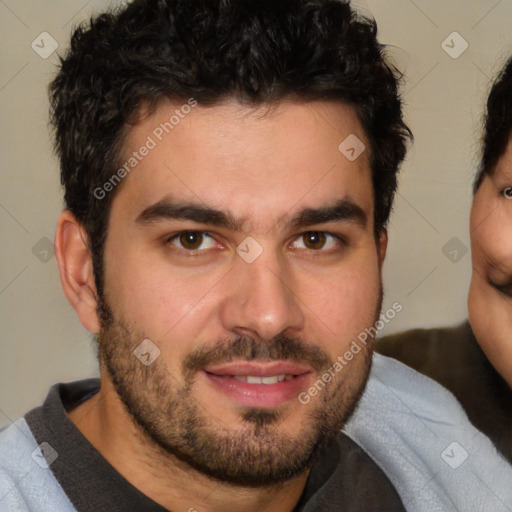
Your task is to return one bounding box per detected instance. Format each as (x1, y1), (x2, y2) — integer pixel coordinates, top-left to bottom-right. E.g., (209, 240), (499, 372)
(468, 211), (512, 387)
(304, 253), (381, 342)
(472, 214), (512, 274)
(471, 182), (512, 270)
(103, 244), (226, 339)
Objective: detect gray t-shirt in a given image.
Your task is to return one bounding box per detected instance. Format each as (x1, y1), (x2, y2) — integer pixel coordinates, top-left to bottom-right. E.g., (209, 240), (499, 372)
(20, 379), (405, 511)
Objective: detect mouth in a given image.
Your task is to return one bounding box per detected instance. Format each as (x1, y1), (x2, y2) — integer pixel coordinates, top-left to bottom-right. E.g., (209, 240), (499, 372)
(202, 361), (313, 408)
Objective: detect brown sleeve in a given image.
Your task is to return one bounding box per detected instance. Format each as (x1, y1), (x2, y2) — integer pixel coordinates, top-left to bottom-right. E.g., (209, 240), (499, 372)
(376, 323), (470, 383)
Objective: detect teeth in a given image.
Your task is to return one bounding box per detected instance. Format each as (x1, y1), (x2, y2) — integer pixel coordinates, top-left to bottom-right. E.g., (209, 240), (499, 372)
(233, 374), (290, 384)
(261, 375), (280, 384)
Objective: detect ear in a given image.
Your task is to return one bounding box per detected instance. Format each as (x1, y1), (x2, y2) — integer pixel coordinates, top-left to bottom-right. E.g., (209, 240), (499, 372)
(54, 210), (100, 333)
(377, 228), (388, 270)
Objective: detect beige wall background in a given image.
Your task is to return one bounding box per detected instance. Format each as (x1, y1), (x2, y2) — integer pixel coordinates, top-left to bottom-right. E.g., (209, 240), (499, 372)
(1, 0), (511, 427)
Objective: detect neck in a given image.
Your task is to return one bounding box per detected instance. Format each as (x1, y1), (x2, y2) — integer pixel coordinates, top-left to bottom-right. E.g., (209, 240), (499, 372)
(67, 373), (309, 512)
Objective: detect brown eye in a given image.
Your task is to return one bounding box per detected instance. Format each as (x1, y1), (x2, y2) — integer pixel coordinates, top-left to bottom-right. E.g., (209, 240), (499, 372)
(168, 231), (218, 253)
(178, 231), (204, 250)
(290, 231), (342, 253)
(303, 231), (326, 250)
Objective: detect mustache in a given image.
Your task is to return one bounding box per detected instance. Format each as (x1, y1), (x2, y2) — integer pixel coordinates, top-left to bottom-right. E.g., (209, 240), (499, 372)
(182, 334), (332, 379)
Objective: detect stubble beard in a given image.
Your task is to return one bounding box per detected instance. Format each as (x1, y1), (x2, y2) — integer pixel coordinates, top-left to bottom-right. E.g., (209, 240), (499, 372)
(96, 294), (378, 487)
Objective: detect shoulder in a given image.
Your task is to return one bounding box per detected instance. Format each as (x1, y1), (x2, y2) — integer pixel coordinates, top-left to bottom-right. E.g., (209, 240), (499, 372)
(0, 418), (76, 511)
(344, 353), (512, 511)
(0, 418), (39, 511)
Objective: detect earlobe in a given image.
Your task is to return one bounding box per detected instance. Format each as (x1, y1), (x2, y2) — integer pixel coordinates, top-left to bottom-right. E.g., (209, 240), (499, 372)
(54, 210), (100, 333)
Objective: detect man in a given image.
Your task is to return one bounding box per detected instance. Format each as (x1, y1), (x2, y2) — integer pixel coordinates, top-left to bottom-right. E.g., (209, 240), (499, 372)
(0, 0), (411, 510)
(2, 0), (509, 511)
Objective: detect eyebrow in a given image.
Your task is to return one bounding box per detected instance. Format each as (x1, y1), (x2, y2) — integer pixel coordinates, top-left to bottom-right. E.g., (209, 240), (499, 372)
(136, 200), (244, 231)
(290, 199), (367, 230)
(135, 197), (367, 231)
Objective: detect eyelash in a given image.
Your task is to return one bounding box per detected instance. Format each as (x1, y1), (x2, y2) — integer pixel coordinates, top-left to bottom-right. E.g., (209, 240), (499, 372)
(165, 230), (347, 255)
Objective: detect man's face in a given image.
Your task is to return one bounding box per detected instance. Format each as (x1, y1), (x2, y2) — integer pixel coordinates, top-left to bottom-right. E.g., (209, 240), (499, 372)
(97, 100), (385, 485)
(469, 137), (512, 388)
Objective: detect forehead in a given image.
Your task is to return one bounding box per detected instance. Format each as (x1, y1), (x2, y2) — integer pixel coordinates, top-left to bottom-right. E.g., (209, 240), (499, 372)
(111, 99), (374, 230)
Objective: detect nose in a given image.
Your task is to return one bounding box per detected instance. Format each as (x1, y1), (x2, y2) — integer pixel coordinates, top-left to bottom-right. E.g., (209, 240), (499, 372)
(219, 251), (306, 341)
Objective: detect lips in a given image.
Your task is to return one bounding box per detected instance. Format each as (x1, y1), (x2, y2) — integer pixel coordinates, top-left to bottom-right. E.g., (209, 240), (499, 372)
(204, 361), (311, 377)
(202, 361), (313, 408)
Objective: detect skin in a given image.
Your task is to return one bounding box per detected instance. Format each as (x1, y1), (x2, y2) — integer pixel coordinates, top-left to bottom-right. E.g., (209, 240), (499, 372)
(469, 137), (512, 389)
(55, 99), (387, 512)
